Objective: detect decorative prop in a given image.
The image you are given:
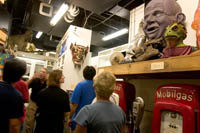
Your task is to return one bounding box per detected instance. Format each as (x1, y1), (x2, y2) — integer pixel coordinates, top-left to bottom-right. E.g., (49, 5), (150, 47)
(70, 43), (89, 66)
(126, 0), (186, 62)
(162, 23), (194, 58)
(122, 19), (146, 64)
(143, 0), (185, 40)
(7, 30), (35, 52)
(110, 52), (124, 65)
(192, 0), (200, 50)
(131, 38), (163, 62)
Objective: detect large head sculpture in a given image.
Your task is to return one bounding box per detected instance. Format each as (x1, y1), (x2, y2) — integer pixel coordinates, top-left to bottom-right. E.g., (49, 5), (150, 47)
(143, 0), (186, 40)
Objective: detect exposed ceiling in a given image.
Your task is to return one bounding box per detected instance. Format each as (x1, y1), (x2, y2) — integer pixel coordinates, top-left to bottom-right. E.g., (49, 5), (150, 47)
(6, 0), (146, 56)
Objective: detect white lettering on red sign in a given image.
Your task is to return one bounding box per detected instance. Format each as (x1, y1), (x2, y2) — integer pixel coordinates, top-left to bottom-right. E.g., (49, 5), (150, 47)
(157, 90), (193, 102)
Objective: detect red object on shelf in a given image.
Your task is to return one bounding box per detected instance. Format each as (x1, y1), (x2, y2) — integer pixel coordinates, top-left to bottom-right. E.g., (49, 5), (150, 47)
(152, 84), (200, 133)
(192, 0), (200, 50)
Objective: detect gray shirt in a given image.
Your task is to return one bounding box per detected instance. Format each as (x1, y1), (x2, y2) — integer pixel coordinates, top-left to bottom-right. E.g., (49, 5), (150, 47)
(74, 101), (126, 133)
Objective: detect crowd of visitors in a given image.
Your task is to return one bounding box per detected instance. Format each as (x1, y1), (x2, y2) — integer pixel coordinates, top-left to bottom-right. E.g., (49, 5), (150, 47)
(0, 57), (125, 133)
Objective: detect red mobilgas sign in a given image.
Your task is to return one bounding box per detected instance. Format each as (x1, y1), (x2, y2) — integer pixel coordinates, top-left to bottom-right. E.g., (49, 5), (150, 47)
(152, 84), (200, 133)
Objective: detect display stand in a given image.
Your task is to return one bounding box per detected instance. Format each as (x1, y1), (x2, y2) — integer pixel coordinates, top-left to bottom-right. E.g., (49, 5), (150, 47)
(98, 54), (200, 79)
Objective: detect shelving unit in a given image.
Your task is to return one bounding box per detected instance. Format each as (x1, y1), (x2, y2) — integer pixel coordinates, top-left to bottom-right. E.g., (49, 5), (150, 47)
(98, 54), (200, 79)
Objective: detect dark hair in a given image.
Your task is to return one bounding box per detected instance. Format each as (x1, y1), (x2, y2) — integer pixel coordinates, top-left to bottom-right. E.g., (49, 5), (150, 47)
(3, 58), (27, 83)
(83, 66), (96, 80)
(47, 69), (62, 87)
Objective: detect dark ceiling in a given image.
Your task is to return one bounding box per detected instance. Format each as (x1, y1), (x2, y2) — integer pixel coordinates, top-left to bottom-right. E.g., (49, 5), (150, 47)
(5, 0), (147, 56)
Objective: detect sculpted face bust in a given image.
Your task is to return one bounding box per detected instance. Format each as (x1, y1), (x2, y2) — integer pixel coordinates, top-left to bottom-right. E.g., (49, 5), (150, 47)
(143, 0), (185, 40)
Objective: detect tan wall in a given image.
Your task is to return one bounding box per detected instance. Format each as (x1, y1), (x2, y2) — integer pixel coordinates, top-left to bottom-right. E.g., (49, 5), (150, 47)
(127, 79), (200, 133)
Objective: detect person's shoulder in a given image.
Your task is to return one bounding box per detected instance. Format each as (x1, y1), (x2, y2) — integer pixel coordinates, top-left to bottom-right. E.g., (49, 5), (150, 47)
(15, 80), (28, 88)
(38, 87), (48, 93)
(16, 80), (26, 84)
(79, 80), (93, 85)
(75, 80), (87, 88)
(58, 87), (68, 95)
(81, 104), (92, 112)
(0, 82), (16, 93)
(78, 80), (86, 85)
(112, 103), (124, 113)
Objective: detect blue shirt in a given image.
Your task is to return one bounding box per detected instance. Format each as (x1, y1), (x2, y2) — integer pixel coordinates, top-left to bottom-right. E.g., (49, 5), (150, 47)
(70, 80), (96, 119)
(0, 81), (24, 133)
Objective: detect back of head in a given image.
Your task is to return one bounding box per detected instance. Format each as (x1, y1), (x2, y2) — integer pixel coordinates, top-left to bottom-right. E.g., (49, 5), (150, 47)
(94, 71), (116, 99)
(47, 69), (62, 87)
(3, 58), (26, 84)
(83, 66), (96, 80)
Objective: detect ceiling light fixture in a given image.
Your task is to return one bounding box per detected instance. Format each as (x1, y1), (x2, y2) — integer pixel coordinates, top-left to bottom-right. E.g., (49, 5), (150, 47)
(36, 31), (43, 39)
(102, 28), (128, 41)
(50, 3), (69, 26)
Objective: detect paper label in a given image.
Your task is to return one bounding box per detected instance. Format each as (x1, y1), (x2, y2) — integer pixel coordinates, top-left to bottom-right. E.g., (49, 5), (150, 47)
(151, 62), (164, 70)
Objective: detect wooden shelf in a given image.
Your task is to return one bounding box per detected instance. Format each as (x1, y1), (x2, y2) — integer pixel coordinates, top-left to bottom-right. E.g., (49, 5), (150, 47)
(98, 54), (200, 79)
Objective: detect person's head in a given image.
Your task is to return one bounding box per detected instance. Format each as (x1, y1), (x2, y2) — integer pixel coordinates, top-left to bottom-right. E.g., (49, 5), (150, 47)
(47, 69), (64, 88)
(3, 58), (26, 84)
(93, 71), (116, 99)
(83, 66), (96, 80)
(143, 0), (186, 40)
(39, 68), (48, 81)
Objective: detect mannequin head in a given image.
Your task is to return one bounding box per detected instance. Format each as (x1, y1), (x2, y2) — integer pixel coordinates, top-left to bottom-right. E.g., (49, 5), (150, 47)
(143, 0), (186, 40)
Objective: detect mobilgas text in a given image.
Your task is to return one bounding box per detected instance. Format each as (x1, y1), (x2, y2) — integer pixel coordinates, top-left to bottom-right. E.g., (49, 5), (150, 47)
(156, 89), (193, 102)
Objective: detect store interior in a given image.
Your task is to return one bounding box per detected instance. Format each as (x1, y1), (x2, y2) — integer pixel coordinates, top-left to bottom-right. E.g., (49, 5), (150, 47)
(1, 0), (200, 133)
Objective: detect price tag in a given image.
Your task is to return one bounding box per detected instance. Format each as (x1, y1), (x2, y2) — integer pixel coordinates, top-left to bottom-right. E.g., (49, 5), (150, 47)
(151, 62), (165, 70)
